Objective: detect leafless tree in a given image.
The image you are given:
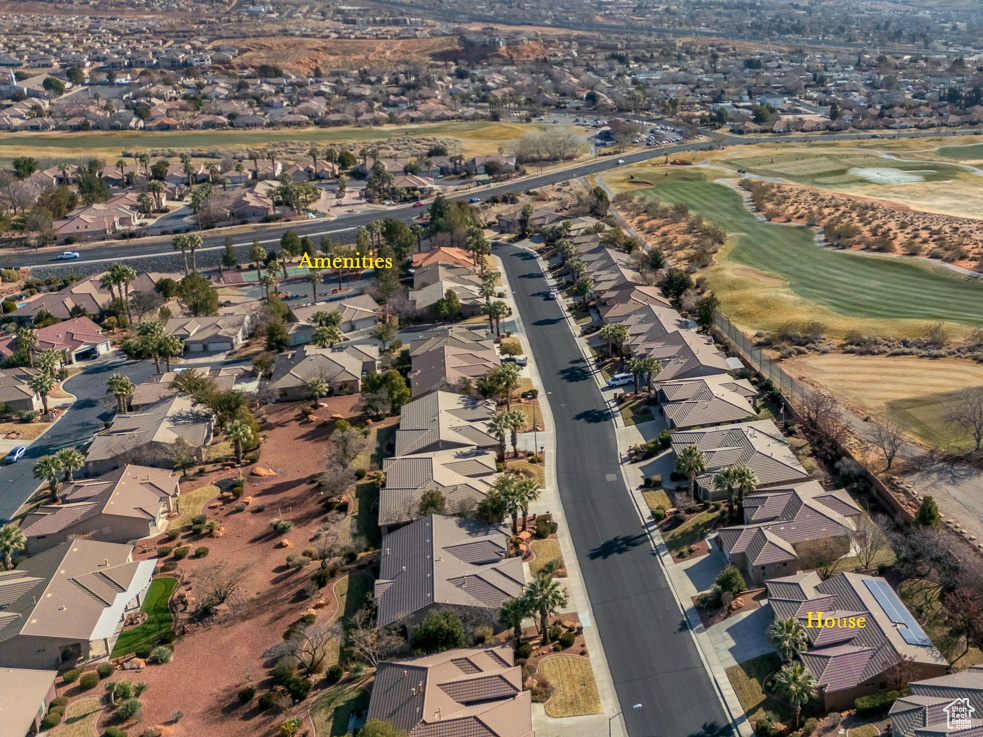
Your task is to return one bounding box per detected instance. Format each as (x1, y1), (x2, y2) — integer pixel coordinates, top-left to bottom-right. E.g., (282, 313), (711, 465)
(885, 654), (917, 692)
(945, 387), (983, 452)
(343, 606), (405, 667)
(195, 561), (250, 609)
(331, 425), (371, 466)
(853, 514), (889, 570)
(869, 416), (907, 470)
(295, 622), (340, 675)
(0, 171), (35, 214)
(799, 538), (844, 580)
(319, 463), (356, 500)
(800, 392), (850, 460)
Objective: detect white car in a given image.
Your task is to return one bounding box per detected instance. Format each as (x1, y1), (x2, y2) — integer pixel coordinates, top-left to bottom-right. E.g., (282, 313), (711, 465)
(607, 373), (634, 387)
(55, 251), (80, 260)
(3, 446), (26, 464)
(547, 290), (559, 300)
(616, 158), (626, 165)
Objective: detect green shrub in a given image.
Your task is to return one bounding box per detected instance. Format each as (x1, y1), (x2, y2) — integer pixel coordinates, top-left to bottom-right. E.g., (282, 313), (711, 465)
(658, 429), (673, 449)
(97, 662), (115, 678)
(535, 515), (557, 539)
(714, 565), (747, 596)
(301, 547), (318, 559)
(50, 697), (68, 709)
(191, 514), (207, 526)
(157, 629), (176, 645)
(105, 726), (128, 737)
(62, 668), (81, 684)
(173, 546), (190, 560)
(311, 569), (332, 588)
(238, 687), (256, 703)
(79, 672), (100, 690)
(285, 676), (312, 702)
(191, 524), (204, 535)
(515, 642), (533, 659)
(653, 508), (666, 521)
(355, 468), (367, 479)
(802, 718), (818, 736)
(195, 546), (209, 558)
(326, 664), (345, 683)
(166, 529), (180, 541)
(157, 545), (172, 557)
(270, 518), (294, 534)
(231, 485), (245, 499)
(558, 631), (576, 648)
(134, 644), (153, 659)
(258, 692), (277, 710)
(150, 645), (173, 664)
(271, 657), (298, 686)
(40, 707), (64, 729)
(855, 691), (900, 717)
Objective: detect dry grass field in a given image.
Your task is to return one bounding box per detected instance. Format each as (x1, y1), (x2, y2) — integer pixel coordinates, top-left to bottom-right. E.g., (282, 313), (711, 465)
(538, 655), (602, 717)
(783, 354), (983, 449)
(230, 36), (462, 74)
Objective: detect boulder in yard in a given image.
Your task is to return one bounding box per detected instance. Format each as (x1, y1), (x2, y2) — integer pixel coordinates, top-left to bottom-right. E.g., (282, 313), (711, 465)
(124, 658), (145, 670)
(252, 467), (277, 477)
(278, 538), (293, 548)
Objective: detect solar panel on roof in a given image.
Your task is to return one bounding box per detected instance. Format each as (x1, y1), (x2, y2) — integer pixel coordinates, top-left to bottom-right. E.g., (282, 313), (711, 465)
(863, 578), (933, 647)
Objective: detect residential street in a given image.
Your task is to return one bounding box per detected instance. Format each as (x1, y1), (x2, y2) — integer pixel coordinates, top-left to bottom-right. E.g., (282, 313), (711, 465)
(0, 355), (157, 522)
(496, 243), (732, 737)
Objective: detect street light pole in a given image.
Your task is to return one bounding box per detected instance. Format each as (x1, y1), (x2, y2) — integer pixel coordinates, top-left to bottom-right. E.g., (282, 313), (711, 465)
(609, 703), (643, 737)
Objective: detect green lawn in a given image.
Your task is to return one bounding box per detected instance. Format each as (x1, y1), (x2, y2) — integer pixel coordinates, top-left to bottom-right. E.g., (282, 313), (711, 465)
(888, 390), (979, 452)
(720, 152), (962, 188)
(662, 509), (718, 556)
(333, 572), (375, 623)
(630, 174), (983, 329)
(936, 143), (983, 160)
(310, 681), (372, 737)
(899, 578), (983, 669)
(111, 577), (177, 658)
(619, 398), (654, 427)
(352, 482), (382, 549)
(725, 653), (794, 723)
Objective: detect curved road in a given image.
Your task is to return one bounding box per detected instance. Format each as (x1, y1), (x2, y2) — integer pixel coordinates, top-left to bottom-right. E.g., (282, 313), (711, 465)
(497, 242), (733, 737)
(5, 127), (971, 269)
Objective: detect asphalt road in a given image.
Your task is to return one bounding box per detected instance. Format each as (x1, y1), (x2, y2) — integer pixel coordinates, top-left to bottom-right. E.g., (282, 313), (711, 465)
(0, 354), (156, 522)
(496, 242), (732, 737)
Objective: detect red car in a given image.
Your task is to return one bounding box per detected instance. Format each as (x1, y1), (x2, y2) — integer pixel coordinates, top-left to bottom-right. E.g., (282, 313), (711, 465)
(412, 201), (425, 207)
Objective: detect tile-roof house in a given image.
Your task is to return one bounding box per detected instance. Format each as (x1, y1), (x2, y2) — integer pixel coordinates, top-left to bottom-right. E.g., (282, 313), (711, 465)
(374, 514), (524, 628)
(716, 481), (862, 584)
(287, 295), (380, 345)
(395, 392), (498, 456)
(12, 271), (160, 322)
(671, 420), (811, 501)
(658, 374), (758, 430)
(408, 328), (500, 398)
(368, 645), (533, 737)
(21, 465), (180, 555)
(130, 367), (246, 411)
(632, 328), (732, 384)
(0, 540), (156, 669)
(381, 449), (499, 531)
(269, 344), (376, 400)
(891, 666), (983, 737)
(766, 571), (948, 710)
(165, 314), (252, 353)
(31, 317), (111, 364)
(410, 247), (475, 270)
(86, 394), (213, 475)
(0, 368), (42, 413)
(0, 666), (58, 736)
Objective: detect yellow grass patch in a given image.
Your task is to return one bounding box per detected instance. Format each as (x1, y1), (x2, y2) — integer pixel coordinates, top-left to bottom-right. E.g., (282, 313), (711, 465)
(168, 485), (220, 530)
(529, 539), (564, 576)
(46, 697), (104, 737)
(506, 459), (545, 487)
(0, 422), (52, 440)
(538, 655), (602, 717)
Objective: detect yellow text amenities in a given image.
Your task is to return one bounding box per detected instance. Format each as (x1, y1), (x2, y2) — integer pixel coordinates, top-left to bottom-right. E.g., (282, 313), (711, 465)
(298, 252), (393, 270)
(805, 612), (867, 629)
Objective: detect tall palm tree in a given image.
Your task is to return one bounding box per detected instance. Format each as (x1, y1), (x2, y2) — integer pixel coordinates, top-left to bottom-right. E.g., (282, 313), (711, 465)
(107, 373), (135, 413)
(33, 455), (62, 501)
(492, 473), (523, 534)
(27, 371), (55, 415)
(731, 465), (759, 511)
(504, 409), (525, 459)
(115, 158), (127, 183)
(313, 325), (343, 348)
(489, 411), (513, 461)
(626, 357), (646, 394)
(110, 263), (138, 323)
(479, 275), (497, 303)
(481, 301), (509, 336)
(769, 618), (809, 664)
(675, 445), (707, 501)
(497, 362), (521, 410)
(172, 234), (190, 275)
(306, 270), (322, 301)
(774, 662), (816, 728)
(15, 327), (38, 367)
(56, 448), (84, 483)
(224, 418), (254, 467)
(249, 241), (266, 280)
(307, 144), (321, 178)
(515, 476), (542, 531)
(137, 321), (166, 373)
(0, 524), (26, 570)
(146, 180), (164, 211)
(307, 377), (329, 409)
(641, 356), (662, 396)
(498, 596), (531, 642)
(712, 466), (739, 510)
(524, 572), (569, 644)
(184, 233), (203, 272)
(35, 349), (61, 378)
(260, 272), (278, 302)
(159, 334), (184, 372)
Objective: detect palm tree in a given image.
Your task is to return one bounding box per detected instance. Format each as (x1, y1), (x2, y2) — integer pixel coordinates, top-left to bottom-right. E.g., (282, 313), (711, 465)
(35, 349), (61, 378)
(492, 473), (523, 534)
(489, 411), (513, 461)
(481, 301), (509, 336)
(306, 270), (322, 301)
(599, 322), (630, 358)
(185, 233), (203, 272)
(769, 618), (809, 664)
(28, 371), (55, 415)
(173, 234), (190, 275)
(498, 362), (521, 410)
(641, 356), (662, 395)
(307, 377), (329, 408)
(675, 445), (707, 501)
(626, 357), (646, 394)
(0, 524), (26, 569)
(307, 144), (321, 178)
(249, 241), (266, 280)
(15, 327), (38, 367)
(556, 239), (576, 265)
(137, 321), (166, 373)
(260, 272), (278, 302)
(56, 448), (84, 483)
(712, 466), (739, 509)
(224, 418), (254, 466)
(515, 476), (542, 531)
(111, 264), (137, 323)
(731, 465), (759, 511)
(33, 455), (62, 501)
(138, 152), (150, 179)
(146, 180), (164, 211)
(575, 275), (595, 308)
(774, 662), (816, 728)
(159, 334), (184, 372)
(504, 409), (525, 459)
(479, 276), (497, 303)
(524, 572), (569, 644)
(498, 596), (531, 642)
(312, 311), (343, 328)
(313, 325), (343, 348)
(115, 158), (127, 183)
(107, 373), (135, 413)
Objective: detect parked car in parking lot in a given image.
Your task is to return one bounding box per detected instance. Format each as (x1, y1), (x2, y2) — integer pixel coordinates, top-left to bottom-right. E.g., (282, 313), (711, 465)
(4, 446), (26, 464)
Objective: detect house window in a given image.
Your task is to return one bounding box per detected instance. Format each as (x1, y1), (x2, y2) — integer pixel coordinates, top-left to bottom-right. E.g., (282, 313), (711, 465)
(878, 682), (888, 691)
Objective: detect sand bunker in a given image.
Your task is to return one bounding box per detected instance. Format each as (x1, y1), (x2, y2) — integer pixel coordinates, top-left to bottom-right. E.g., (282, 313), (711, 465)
(847, 167), (933, 184)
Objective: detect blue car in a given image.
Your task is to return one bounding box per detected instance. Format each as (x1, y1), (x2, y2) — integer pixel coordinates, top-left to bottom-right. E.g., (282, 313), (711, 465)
(3, 446), (26, 464)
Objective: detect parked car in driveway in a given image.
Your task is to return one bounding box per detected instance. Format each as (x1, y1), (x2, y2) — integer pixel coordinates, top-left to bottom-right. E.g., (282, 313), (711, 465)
(607, 373), (633, 387)
(502, 355), (528, 367)
(3, 446), (26, 464)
